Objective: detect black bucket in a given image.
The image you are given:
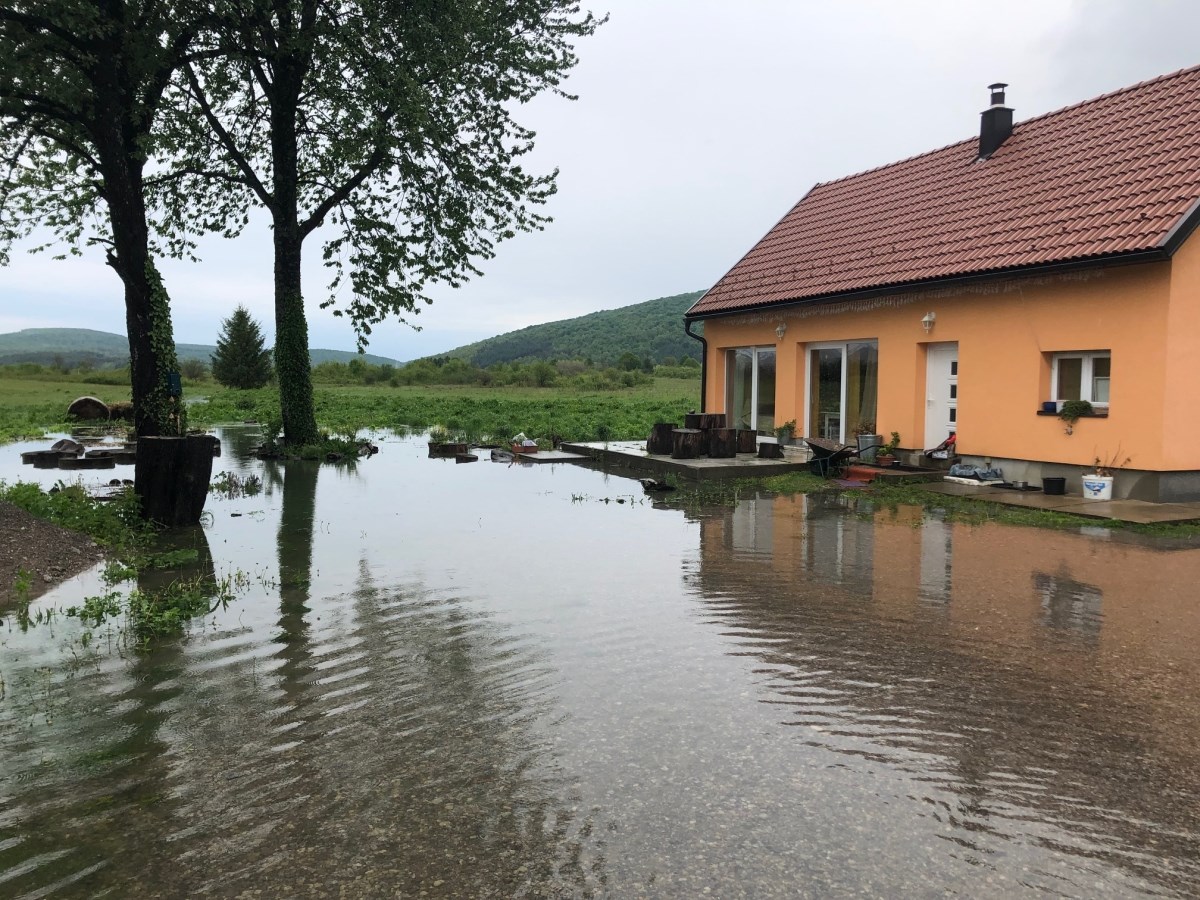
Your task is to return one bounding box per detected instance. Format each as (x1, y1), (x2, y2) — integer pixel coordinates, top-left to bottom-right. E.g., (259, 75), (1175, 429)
(1042, 476), (1066, 496)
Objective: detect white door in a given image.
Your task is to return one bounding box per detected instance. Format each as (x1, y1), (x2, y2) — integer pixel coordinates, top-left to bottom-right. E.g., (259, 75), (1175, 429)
(924, 342), (958, 450)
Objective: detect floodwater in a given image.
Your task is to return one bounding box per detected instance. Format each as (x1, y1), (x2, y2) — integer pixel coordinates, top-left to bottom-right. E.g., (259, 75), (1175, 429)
(2, 426), (1200, 898)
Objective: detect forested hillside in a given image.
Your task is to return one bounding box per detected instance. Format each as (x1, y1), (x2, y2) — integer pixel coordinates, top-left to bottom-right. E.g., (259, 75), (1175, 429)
(441, 290), (705, 366)
(0, 328), (401, 368)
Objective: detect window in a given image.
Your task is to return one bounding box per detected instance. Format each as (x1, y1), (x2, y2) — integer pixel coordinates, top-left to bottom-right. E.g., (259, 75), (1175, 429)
(1052, 351), (1110, 407)
(726, 347), (776, 434)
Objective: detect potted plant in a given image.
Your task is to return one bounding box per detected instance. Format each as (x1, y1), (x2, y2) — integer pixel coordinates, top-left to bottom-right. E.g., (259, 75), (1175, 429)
(875, 431), (901, 467)
(1081, 448), (1131, 501)
(774, 419), (797, 446)
(1058, 399), (1092, 435)
(854, 420), (881, 461)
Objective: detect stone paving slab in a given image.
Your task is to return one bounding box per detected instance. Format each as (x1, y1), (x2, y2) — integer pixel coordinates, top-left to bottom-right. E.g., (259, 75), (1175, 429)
(509, 449), (589, 464)
(920, 481), (1200, 524)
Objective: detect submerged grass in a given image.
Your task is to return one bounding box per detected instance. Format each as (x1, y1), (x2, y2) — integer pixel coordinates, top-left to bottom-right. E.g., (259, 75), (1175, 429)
(748, 475), (1200, 538)
(655, 469), (1200, 539)
(0, 480), (245, 645)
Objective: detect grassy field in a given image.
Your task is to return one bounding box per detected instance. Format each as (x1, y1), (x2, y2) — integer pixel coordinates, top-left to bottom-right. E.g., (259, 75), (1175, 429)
(0, 376), (701, 444)
(189, 379), (701, 443)
(0, 377), (133, 442)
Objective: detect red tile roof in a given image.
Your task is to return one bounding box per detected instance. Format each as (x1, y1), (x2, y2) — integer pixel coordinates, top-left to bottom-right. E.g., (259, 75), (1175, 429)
(688, 65), (1200, 318)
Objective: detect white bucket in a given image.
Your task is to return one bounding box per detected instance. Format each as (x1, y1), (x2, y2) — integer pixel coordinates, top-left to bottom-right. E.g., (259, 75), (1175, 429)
(1081, 474), (1114, 501)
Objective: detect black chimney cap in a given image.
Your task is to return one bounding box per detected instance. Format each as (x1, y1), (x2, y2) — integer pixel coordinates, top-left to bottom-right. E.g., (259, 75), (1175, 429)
(979, 83), (1014, 158)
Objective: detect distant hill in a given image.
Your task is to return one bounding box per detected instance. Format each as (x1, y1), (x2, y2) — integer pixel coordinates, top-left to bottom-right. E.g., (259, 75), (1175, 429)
(0, 328), (402, 368)
(439, 290), (706, 366)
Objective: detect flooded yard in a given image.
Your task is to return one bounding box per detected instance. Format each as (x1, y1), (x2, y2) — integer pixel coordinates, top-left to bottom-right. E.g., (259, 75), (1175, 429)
(2, 426), (1200, 897)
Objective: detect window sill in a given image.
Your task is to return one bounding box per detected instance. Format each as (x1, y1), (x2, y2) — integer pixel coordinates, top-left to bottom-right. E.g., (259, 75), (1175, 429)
(1036, 410), (1109, 418)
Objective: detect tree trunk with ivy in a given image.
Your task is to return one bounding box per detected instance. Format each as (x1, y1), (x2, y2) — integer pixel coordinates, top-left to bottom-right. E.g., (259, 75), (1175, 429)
(89, 32), (185, 440)
(270, 59), (319, 447)
(274, 239), (318, 447)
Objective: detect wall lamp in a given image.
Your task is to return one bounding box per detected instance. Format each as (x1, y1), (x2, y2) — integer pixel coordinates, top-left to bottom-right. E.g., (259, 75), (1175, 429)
(775, 322), (787, 341)
(921, 311), (936, 334)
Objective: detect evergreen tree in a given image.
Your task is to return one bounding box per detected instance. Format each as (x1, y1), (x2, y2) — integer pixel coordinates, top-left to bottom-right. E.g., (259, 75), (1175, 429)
(211, 306), (273, 389)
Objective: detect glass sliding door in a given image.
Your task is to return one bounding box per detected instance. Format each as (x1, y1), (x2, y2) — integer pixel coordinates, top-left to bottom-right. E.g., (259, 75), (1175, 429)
(845, 341), (878, 435)
(808, 348), (843, 440)
(806, 341), (878, 443)
(726, 347), (777, 434)
(730, 349), (754, 430)
(755, 348), (776, 435)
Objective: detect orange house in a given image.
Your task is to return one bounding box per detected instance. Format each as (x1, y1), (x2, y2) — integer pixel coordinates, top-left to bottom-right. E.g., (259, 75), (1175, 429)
(685, 68), (1200, 501)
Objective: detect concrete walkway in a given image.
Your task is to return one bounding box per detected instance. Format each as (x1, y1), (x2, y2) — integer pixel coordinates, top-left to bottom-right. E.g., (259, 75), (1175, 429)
(920, 481), (1200, 525)
(560, 441), (810, 481)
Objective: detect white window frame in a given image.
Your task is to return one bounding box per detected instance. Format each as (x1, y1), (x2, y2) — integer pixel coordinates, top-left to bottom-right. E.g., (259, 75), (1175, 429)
(1051, 351), (1110, 408)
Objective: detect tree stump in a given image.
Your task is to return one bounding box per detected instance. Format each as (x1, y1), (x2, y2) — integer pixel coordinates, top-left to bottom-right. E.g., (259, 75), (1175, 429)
(684, 413), (704, 430)
(758, 441), (784, 459)
(708, 427), (737, 458)
(646, 422), (677, 455)
(736, 429), (758, 453)
(671, 428), (704, 459)
(698, 413), (726, 431)
(135, 434), (220, 526)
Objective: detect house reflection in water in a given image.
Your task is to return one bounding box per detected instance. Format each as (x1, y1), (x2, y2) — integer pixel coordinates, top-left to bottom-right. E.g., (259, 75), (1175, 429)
(1034, 570), (1104, 643)
(688, 493), (1200, 658)
(690, 494), (1200, 893)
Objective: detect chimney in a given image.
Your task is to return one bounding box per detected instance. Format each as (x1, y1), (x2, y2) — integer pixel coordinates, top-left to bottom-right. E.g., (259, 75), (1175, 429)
(978, 82), (1013, 159)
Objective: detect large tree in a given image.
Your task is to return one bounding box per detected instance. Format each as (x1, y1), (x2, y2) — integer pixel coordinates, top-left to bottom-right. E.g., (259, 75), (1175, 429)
(211, 304), (273, 388)
(0, 1), (207, 438)
(178, 0), (602, 445)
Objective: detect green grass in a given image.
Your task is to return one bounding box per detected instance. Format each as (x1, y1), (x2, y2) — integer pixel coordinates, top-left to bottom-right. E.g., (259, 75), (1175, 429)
(0, 376), (135, 442)
(188, 378), (701, 443)
(0, 481), (151, 557)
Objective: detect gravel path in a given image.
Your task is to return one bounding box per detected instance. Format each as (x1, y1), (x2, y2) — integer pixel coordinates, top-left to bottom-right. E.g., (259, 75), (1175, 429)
(0, 500), (106, 605)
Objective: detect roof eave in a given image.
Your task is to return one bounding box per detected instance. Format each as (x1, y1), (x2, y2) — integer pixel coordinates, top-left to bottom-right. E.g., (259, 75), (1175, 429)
(683, 247), (1176, 321)
(1159, 195), (1200, 254)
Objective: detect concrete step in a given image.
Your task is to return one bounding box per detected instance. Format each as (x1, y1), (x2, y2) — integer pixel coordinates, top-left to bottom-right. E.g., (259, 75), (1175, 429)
(844, 463), (946, 485)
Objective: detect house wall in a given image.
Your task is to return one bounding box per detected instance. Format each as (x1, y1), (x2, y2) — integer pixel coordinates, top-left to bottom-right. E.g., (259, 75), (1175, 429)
(699, 256), (1192, 473)
(1162, 229), (1200, 469)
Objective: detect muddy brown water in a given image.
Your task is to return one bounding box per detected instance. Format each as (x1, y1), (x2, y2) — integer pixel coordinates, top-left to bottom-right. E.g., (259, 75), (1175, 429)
(2, 426), (1200, 897)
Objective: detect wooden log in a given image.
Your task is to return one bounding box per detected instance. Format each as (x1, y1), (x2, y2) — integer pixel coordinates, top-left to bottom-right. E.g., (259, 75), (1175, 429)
(59, 455), (116, 469)
(758, 441), (784, 459)
(646, 422), (677, 455)
(698, 413), (726, 431)
(684, 413), (703, 429)
(135, 434), (219, 526)
(736, 429), (758, 453)
(671, 428), (704, 459)
(428, 441), (469, 456)
(707, 427), (737, 458)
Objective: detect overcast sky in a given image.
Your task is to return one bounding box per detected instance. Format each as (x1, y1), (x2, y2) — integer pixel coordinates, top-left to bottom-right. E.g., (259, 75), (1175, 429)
(2, 0), (1198, 362)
